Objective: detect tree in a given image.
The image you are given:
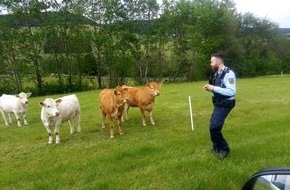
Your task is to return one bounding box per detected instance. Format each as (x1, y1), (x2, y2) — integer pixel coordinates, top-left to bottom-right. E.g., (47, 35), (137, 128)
(14, 0), (46, 94)
(238, 12), (281, 76)
(0, 27), (25, 92)
(0, 0), (47, 94)
(0, 0), (289, 94)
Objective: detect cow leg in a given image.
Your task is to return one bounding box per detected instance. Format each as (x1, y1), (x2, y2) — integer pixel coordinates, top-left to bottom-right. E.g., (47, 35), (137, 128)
(23, 112), (28, 125)
(54, 123), (61, 144)
(0, 110), (9, 126)
(8, 112), (12, 124)
(45, 126), (53, 144)
(76, 113), (81, 132)
(13, 111), (22, 127)
(121, 104), (129, 122)
(101, 111), (106, 129)
(139, 108), (146, 126)
(68, 119), (74, 134)
(117, 115), (124, 136)
(125, 104), (130, 120)
(107, 116), (115, 138)
(149, 110), (155, 125)
(121, 104), (125, 122)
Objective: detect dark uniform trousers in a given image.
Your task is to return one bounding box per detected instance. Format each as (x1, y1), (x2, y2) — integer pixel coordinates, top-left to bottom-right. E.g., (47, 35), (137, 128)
(210, 105), (232, 152)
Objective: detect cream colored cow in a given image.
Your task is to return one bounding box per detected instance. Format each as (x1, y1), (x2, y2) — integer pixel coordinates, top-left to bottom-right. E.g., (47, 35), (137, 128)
(40, 94), (81, 144)
(0, 92), (32, 127)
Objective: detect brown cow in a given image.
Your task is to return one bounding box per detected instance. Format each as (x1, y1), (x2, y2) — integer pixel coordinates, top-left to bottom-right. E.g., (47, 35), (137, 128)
(100, 86), (127, 138)
(122, 82), (162, 126)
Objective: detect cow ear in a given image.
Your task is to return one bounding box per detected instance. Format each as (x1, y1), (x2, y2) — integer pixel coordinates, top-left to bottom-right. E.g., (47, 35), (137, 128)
(40, 102), (45, 107)
(15, 94), (20, 98)
(56, 99), (62, 104)
(113, 89), (117, 95)
(158, 82), (163, 87)
(27, 92), (32, 97)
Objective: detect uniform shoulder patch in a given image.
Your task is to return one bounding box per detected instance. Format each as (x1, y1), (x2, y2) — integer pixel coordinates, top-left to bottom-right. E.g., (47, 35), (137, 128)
(228, 78), (234, 84)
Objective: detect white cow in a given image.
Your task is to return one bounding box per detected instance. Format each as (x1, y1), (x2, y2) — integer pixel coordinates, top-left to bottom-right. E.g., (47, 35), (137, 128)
(40, 94), (81, 144)
(0, 92), (32, 127)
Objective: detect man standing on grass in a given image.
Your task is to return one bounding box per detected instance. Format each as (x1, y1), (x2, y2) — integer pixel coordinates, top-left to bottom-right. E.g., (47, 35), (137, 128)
(203, 52), (236, 160)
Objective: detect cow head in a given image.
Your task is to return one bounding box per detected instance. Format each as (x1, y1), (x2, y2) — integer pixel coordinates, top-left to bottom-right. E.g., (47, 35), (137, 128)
(16, 92), (32, 105)
(147, 82), (163, 97)
(40, 98), (61, 117)
(114, 86), (127, 107)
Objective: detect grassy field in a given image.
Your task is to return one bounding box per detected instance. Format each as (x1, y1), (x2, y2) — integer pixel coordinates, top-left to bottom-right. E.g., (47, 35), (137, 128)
(1, 76), (290, 190)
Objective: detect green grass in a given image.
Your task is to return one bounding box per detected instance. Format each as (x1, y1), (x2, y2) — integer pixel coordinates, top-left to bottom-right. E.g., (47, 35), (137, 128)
(1, 76), (290, 189)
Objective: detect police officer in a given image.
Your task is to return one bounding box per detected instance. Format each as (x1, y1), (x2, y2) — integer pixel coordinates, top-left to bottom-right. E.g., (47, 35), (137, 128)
(203, 52), (236, 160)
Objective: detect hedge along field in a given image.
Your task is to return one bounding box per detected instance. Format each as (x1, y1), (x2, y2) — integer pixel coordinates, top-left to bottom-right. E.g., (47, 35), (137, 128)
(1, 76), (290, 190)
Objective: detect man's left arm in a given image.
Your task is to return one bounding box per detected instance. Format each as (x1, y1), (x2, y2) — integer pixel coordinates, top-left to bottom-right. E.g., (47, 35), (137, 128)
(213, 71), (236, 97)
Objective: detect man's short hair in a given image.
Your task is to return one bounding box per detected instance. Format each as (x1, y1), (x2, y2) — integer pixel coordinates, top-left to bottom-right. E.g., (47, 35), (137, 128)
(211, 52), (224, 61)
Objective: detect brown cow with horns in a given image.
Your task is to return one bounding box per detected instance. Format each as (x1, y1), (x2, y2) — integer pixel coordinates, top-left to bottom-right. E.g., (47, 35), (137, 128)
(99, 86), (127, 138)
(122, 81), (162, 126)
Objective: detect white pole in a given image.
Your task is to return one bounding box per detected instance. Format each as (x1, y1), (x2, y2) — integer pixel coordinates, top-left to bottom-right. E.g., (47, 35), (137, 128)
(188, 96), (194, 131)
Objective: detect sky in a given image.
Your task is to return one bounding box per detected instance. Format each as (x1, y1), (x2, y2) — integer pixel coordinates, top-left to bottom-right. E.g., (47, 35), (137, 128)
(234, 0), (290, 28)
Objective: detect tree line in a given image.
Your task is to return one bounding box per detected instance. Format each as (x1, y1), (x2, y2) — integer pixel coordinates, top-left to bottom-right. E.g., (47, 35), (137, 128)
(0, 0), (289, 95)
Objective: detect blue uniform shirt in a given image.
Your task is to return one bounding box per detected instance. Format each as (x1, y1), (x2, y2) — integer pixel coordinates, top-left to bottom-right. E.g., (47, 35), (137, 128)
(212, 66), (236, 100)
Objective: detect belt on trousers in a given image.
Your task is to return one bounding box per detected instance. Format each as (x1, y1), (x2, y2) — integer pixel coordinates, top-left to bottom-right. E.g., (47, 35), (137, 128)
(212, 97), (235, 108)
